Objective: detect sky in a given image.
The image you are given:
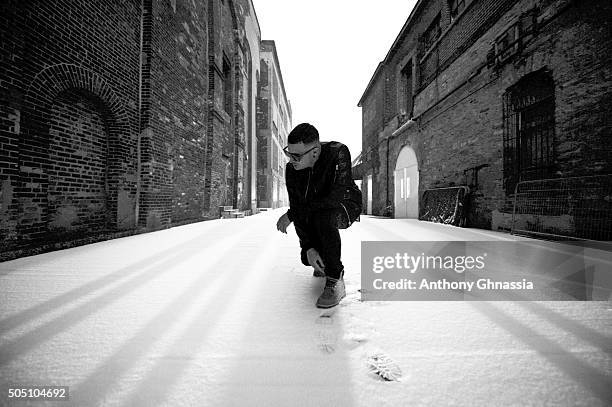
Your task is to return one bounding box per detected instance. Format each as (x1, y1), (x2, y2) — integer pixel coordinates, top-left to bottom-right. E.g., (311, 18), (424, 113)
(251, 0), (419, 158)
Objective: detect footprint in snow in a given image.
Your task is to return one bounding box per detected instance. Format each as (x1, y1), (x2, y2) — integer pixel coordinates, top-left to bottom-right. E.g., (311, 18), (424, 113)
(367, 352), (402, 382)
(314, 308), (338, 354)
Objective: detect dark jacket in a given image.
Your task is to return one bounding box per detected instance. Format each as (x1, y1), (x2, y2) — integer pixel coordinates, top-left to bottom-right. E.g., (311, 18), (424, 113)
(285, 141), (362, 228)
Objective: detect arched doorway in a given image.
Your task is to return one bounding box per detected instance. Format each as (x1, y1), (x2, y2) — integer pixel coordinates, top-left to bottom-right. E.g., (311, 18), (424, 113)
(393, 146), (419, 218)
(47, 88), (110, 234)
(17, 63), (134, 243)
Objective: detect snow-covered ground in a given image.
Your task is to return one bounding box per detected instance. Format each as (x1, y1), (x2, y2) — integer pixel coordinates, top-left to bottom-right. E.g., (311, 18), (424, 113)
(1, 208), (611, 406)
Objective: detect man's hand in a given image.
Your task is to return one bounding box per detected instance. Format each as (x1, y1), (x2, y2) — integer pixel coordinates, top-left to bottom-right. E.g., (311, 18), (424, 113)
(276, 213), (292, 234)
(306, 248), (325, 273)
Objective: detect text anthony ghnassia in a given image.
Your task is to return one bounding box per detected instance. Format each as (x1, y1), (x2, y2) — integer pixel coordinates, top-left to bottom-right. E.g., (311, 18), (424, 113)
(372, 278), (534, 291)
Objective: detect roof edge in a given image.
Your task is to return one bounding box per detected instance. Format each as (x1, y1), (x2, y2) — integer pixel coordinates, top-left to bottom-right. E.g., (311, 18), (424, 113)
(357, 0), (427, 107)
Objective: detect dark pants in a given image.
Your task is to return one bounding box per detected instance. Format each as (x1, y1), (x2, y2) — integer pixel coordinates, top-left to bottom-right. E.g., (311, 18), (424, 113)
(294, 209), (343, 279)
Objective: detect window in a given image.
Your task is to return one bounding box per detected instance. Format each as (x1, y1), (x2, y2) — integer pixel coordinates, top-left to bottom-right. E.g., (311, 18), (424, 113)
(495, 23), (520, 64)
(272, 142), (278, 170)
(422, 13), (441, 52)
(449, 0), (465, 23)
(400, 61), (413, 118)
(488, 10), (537, 68)
(223, 56), (232, 113)
(258, 61), (268, 91)
(503, 70), (555, 193)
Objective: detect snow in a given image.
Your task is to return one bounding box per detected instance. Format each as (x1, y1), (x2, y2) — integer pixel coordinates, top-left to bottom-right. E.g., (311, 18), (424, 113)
(1, 209), (611, 406)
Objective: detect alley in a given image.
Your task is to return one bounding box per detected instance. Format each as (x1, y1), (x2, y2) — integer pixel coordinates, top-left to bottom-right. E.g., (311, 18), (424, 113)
(1, 209), (611, 406)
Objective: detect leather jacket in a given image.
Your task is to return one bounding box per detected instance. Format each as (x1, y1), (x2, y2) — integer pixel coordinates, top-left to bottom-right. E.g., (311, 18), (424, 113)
(285, 141), (362, 228)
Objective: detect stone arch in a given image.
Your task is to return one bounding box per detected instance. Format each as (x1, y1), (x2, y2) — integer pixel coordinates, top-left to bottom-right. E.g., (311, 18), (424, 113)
(18, 64), (135, 240)
(393, 145), (419, 218)
(24, 63), (132, 133)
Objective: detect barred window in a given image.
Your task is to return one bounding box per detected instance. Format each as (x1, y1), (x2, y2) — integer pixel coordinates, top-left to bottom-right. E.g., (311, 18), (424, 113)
(503, 70), (555, 193)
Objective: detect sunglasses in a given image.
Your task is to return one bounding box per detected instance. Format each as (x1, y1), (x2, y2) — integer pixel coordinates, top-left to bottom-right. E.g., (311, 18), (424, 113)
(283, 145), (317, 161)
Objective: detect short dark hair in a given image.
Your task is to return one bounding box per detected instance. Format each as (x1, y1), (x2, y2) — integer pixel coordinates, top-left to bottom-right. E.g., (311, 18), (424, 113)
(288, 123), (319, 144)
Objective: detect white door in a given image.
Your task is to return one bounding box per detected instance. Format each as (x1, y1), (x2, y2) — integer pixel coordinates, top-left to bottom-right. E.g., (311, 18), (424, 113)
(394, 168), (410, 218)
(366, 174), (373, 215)
(393, 146), (419, 218)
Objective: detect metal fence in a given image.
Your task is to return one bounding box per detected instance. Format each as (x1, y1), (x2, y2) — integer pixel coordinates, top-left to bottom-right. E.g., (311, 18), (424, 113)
(419, 186), (469, 227)
(511, 174), (612, 241)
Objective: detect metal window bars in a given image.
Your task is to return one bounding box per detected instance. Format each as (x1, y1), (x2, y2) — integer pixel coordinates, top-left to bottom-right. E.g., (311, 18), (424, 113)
(503, 70), (555, 193)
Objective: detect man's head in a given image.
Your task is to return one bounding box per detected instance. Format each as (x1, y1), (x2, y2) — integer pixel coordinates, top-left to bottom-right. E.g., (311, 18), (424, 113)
(285, 123), (320, 170)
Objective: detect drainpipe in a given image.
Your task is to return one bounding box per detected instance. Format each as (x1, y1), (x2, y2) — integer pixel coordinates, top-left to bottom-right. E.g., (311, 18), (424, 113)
(386, 136), (390, 215)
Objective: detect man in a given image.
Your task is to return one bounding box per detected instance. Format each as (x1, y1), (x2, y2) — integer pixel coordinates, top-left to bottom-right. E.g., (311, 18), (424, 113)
(276, 123), (362, 308)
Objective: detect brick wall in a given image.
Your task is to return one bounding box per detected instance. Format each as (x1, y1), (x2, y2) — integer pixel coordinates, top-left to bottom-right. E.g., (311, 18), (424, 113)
(239, 0), (262, 213)
(205, 0), (244, 211)
(0, 0), (264, 256)
(385, 0), (442, 124)
(148, 0), (209, 225)
(361, 77), (384, 155)
(256, 60), (269, 207)
(47, 90), (110, 236)
(0, 0), (141, 252)
(256, 54), (271, 207)
(415, 0), (517, 116)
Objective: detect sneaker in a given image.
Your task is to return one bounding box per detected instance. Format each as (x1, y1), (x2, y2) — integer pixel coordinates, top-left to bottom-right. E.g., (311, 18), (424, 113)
(313, 268), (326, 278)
(316, 276), (346, 308)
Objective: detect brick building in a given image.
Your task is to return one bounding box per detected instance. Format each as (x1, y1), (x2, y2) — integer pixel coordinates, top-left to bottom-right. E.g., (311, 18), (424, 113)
(0, 0), (289, 257)
(257, 40), (292, 209)
(357, 0), (611, 237)
(243, 2), (262, 213)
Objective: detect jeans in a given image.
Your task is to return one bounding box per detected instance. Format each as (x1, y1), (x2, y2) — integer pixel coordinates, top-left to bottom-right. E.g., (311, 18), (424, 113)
(293, 209), (343, 279)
